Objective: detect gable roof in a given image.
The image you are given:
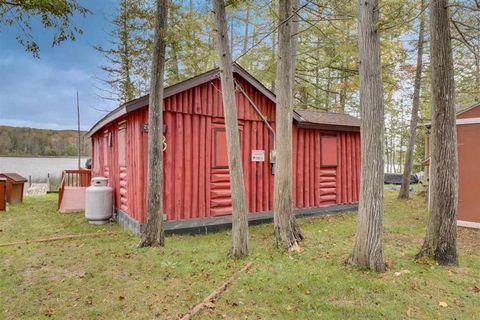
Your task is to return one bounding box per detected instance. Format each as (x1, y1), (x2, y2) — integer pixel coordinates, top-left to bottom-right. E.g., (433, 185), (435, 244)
(456, 102), (480, 116)
(424, 102), (480, 128)
(87, 63), (275, 137)
(87, 63), (360, 136)
(0, 173), (27, 182)
(294, 109), (360, 131)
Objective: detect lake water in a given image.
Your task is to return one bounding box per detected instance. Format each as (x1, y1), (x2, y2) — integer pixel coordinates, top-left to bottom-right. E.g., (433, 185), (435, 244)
(0, 156), (89, 182)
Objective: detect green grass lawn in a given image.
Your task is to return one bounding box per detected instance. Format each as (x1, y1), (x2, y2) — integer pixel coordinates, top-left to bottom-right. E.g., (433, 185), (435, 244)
(1, 192), (479, 319)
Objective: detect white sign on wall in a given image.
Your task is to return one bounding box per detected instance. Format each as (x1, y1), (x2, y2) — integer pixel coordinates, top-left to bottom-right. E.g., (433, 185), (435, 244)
(251, 150), (265, 162)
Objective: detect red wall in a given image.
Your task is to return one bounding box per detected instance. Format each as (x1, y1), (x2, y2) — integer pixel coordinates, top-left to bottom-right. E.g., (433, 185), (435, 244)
(457, 105), (480, 119)
(91, 76), (360, 223)
(457, 123), (480, 223)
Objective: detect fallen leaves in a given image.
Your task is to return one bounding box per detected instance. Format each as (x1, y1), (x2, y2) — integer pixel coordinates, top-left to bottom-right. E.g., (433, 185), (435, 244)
(470, 286), (480, 293)
(385, 258), (396, 269)
(394, 269), (410, 277)
(438, 301), (448, 308)
(406, 307), (415, 317)
(410, 279), (419, 290)
(453, 298), (464, 307)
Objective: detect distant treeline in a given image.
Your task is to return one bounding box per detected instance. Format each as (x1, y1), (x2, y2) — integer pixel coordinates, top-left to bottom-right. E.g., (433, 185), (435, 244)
(0, 126), (91, 157)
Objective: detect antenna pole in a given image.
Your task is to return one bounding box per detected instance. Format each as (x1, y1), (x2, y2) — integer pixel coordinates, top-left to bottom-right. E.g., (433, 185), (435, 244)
(77, 91), (81, 169)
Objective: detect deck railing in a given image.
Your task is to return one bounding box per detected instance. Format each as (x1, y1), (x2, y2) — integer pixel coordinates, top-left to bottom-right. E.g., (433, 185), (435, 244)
(58, 169), (92, 210)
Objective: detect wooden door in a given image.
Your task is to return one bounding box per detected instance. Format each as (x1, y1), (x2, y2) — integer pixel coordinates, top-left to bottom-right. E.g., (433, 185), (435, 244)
(209, 122), (243, 216)
(319, 134), (338, 205)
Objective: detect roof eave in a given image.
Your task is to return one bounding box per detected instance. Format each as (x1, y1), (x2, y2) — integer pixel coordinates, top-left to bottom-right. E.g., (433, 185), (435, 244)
(87, 64), (277, 138)
(295, 122), (360, 132)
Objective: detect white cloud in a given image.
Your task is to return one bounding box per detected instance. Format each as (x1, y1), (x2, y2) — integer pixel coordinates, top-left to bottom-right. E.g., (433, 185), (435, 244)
(0, 53), (116, 130)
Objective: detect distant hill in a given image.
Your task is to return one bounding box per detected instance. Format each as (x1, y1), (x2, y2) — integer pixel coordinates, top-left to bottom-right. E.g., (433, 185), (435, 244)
(0, 126), (91, 157)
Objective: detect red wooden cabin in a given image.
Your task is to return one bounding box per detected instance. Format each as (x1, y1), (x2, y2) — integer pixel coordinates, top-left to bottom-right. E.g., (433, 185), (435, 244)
(87, 64), (361, 234)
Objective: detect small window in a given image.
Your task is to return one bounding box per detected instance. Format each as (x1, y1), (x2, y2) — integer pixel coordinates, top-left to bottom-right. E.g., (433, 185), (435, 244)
(117, 124), (127, 167)
(103, 132), (110, 167)
(213, 128), (228, 169)
(93, 137), (100, 169)
(321, 135), (338, 167)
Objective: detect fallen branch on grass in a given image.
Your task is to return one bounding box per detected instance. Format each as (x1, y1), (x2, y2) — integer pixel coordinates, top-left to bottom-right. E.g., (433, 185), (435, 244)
(180, 262), (253, 320)
(0, 231), (117, 248)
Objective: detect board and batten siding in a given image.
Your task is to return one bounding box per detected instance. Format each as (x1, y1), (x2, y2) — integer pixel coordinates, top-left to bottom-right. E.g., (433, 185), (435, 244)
(91, 76), (360, 224)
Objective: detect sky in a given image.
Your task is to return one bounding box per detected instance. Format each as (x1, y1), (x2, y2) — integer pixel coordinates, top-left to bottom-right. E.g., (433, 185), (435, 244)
(0, 0), (119, 131)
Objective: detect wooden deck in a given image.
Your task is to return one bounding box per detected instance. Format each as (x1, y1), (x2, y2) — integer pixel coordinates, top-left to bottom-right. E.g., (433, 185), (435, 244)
(58, 169), (91, 213)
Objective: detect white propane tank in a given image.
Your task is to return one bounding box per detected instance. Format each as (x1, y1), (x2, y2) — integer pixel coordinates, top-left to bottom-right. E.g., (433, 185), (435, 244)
(85, 177), (113, 224)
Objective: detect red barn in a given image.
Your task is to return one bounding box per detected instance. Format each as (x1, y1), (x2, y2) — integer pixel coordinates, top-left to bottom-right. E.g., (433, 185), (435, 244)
(87, 64), (360, 234)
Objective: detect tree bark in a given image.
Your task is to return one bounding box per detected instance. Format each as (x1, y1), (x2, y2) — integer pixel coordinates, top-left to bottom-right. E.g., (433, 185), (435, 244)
(416, 0), (458, 266)
(273, 0), (303, 251)
(475, 48), (480, 101)
(399, 7), (426, 198)
(271, 29), (276, 92)
(213, 0), (249, 258)
(349, 0), (385, 272)
(168, 8), (180, 83)
(399, 4), (425, 199)
(339, 67), (347, 112)
(243, 5), (250, 53)
(138, 0), (168, 248)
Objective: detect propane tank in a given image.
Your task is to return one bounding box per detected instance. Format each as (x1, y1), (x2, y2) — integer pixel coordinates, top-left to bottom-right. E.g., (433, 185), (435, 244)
(85, 177), (113, 224)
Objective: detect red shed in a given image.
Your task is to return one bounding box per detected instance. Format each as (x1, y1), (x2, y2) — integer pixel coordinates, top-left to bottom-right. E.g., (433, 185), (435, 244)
(425, 103), (480, 229)
(87, 64), (361, 234)
(0, 173), (27, 204)
(0, 177), (6, 211)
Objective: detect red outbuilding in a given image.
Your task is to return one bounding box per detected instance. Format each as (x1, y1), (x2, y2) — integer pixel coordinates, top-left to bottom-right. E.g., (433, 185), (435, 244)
(424, 103), (480, 229)
(87, 64), (361, 234)
(0, 173), (27, 205)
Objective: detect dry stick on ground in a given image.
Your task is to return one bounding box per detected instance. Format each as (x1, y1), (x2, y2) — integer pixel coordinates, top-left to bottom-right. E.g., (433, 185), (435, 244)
(180, 262), (253, 320)
(0, 231), (117, 248)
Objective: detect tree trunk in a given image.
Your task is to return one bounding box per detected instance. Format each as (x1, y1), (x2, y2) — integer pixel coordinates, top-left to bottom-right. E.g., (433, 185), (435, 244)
(288, 0), (303, 241)
(213, 0), (249, 258)
(243, 5), (250, 53)
(349, 0), (385, 272)
(416, 0), (458, 266)
(399, 6), (425, 199)
(168, 8), (180, 83)
(399, 9), (425, 199)
(325, 69), (331, 111)
(120, 0), (135, 103)
(339, 76), (346, 113)
(475, 49), (480, 101)
(271, 29), (276, 92)
(138, 0), (168, 248)
(291, 0), (298, 103)
(273, 0), (303, 251)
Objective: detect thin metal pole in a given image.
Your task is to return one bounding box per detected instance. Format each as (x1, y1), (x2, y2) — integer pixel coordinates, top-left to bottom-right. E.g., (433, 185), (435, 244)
(76, 91), (81, 169)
